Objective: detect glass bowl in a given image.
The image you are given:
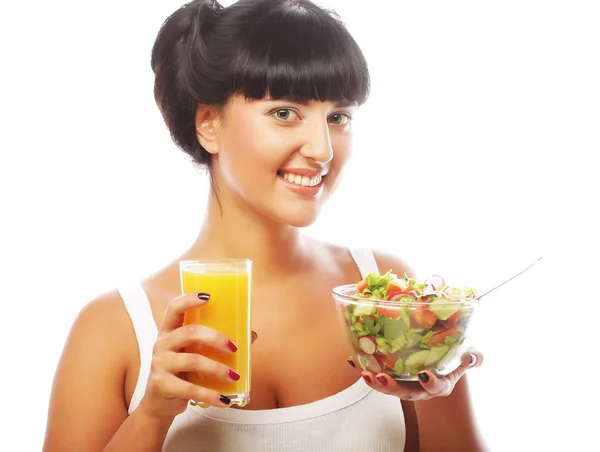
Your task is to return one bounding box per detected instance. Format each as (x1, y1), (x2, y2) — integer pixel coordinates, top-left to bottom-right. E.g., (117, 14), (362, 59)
(332, 283), (479, 381)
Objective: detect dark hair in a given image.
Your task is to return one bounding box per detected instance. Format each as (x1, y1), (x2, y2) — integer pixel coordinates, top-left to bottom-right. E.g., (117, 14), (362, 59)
(150, 0), (370, 167)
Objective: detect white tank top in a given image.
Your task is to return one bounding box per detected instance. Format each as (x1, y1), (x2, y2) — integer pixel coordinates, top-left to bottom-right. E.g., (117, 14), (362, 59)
(117, 248), (407, 451)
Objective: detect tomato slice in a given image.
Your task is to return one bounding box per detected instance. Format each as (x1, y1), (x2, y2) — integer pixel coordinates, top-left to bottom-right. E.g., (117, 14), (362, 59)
(386, 283), (405, 298)
(378, 351), (402, 370)
(427, 327), (460, 346)
(447, 310), (461, 327)
(409, 306), (438, 330)
(404, 285), (421, 295)
(377, 302), (403, 319)
(356, 280), (368, 294)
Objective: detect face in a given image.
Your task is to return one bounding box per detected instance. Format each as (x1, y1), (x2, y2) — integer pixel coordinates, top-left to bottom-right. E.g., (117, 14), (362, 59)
(200, 94), (357, 228)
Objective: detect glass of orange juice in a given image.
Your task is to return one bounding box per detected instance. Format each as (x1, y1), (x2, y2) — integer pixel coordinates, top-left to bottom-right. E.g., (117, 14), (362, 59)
(179, 258), (252, 408)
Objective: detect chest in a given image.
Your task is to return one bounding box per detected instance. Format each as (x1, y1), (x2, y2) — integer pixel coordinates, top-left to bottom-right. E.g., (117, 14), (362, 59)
(239, 279), (357, 410)
(126, 263), (363, 412)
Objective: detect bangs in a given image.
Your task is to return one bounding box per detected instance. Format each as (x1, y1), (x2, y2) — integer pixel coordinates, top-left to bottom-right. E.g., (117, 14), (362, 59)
(230, 7), (370, 105)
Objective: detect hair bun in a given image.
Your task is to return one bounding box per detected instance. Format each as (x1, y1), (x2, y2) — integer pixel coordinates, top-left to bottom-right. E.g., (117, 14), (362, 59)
(189, 0), (221, 41)
(151, 0), (220, 75)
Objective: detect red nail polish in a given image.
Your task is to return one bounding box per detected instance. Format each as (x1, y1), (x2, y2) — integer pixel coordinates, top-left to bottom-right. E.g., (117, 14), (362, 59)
(228, 369), (240, 381)
(376, 376), (388, 386)
(227, 340), (238, 353)
(362, 375), (371, 383)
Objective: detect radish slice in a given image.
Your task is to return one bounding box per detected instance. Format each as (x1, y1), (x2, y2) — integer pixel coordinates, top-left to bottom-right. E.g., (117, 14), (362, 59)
(389, 292), (416, 302)
(359, 354), (382, 373)
(358, 336), (377, 354)
(424, 274), (445, 289)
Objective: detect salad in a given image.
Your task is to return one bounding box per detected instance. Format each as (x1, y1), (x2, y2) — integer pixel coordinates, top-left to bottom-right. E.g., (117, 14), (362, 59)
(340, 271), (478, 379)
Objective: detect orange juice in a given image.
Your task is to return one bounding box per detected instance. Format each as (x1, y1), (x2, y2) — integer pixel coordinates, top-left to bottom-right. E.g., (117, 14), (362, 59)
(180, 259), (252, 407)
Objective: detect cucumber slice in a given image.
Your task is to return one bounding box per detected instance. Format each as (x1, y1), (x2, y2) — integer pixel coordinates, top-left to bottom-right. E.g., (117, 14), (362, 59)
(353, 301), (377, 317)
(404, 349), (431, 368)
(393, 358), (404, 375)
(428, 299), (460, 321)
(424, 345), (449, 366)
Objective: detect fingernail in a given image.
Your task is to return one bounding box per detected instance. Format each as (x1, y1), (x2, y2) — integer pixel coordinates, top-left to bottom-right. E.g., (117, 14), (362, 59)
(362, 375), (371, 383)
(252, 331), (258, 341)
(469, 353), (477, 367)
(227, 340), (238, 353)
(219, 395), (231, 405)
(347, 359), (355, 368)
(198, 292), (210, 301)
(418, 372), (430, 383)
(376, 376), (388, 386)
(228, 369), (240, 381)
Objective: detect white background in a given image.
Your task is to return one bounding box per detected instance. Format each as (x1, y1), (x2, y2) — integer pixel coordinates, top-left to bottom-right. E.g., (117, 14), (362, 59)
(1, 0), (598, 450)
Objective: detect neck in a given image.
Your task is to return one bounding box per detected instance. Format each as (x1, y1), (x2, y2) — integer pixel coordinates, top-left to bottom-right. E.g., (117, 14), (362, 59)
(185, 191), (308, 276)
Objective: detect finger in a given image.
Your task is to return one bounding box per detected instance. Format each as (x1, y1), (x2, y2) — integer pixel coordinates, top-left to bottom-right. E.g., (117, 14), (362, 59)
(160, 292), (211, 333)
(158, 352), (241, 382)
(461, 350), (484, 369)
(440, 350), (483, 384)
(158, 323), (235, 354)
(361, 371), (425, 401)
(251, 331), (258, 344)
(373, 373), (426, 400)
(418, 350), (484, 396)
(360, 370), (376, 386)
(349, 358), (422, 400)
(150, 371), (230, 407)
(417, 370), (453, 396)
(347, 356), (359, 370)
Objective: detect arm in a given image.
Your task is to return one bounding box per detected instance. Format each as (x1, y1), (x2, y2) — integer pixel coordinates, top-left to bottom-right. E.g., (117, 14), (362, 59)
(401, 400), (420, 452)
(413, 375), (486, 452)
(43, 293), (172, 452)
(372, 250), (488, 452)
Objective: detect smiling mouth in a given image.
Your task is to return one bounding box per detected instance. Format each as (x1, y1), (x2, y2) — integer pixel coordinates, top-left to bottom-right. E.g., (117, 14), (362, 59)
(277, 171), (324, 187)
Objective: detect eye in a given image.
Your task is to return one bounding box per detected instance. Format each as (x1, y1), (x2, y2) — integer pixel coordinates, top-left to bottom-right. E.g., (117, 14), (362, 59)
(328, 113), (352, 125)
(273, 109), (301, 121)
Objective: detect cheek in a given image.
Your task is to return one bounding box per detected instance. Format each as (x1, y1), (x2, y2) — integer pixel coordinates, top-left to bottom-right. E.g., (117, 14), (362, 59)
(217, 116), (284, 191)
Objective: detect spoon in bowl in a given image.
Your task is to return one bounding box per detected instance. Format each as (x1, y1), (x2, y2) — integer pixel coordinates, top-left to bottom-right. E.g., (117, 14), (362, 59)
(475, 256), (544, 300)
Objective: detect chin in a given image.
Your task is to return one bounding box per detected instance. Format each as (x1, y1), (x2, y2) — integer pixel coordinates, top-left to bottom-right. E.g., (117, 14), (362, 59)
(286, 216), (319, 228)
(273, 204), (322, 228)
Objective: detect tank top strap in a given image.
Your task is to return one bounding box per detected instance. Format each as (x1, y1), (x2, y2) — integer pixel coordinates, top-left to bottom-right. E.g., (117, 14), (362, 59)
(348, 247), (380, 279)
(117, 283), (158, 414)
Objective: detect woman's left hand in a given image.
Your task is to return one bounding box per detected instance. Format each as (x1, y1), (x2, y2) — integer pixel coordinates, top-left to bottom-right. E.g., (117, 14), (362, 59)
(348, 350), (483, 401)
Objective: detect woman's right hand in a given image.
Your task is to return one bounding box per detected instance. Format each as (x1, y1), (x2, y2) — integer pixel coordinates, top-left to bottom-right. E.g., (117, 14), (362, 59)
(137, 292), (253, 420)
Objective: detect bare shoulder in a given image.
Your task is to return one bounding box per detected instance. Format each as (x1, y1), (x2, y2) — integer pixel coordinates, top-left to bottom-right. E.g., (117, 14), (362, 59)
(44, 290), (137, 451)
(305, 237), (418, 281)
(306, 237), (362, 278)
(71, 289), (138, 356)
(371, 249), (418, 279)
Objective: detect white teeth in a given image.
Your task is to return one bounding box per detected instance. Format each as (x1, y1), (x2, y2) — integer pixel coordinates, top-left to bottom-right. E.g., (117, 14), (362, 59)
(280, 172), (322, 187)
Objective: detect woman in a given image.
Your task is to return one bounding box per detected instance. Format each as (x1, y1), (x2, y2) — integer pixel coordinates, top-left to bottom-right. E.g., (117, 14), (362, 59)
(43, 0), (486, 450)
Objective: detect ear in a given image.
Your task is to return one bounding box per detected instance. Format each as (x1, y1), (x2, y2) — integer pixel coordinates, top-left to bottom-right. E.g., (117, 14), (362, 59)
(195, 105), (221, 154)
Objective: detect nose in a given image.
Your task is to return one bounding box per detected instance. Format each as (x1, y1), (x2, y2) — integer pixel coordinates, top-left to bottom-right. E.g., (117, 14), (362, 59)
(299, 119), (334, 164)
